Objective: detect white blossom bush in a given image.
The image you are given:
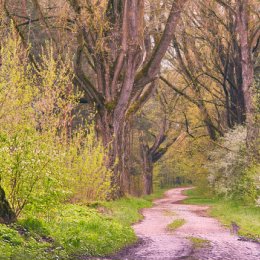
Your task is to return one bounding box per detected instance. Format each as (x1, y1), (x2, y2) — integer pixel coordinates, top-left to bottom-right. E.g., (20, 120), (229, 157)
(207, 126), (258, 203)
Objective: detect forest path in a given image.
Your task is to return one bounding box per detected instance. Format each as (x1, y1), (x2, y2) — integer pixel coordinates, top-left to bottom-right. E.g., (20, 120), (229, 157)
(111, 187), (260, 260)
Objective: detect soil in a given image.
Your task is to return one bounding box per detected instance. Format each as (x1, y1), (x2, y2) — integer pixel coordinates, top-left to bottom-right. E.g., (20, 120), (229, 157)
(86, 187), (260, 260)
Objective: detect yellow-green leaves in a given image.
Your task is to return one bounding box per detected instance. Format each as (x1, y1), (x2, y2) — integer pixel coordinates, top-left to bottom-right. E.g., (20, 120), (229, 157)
(0, 28), (112, 218)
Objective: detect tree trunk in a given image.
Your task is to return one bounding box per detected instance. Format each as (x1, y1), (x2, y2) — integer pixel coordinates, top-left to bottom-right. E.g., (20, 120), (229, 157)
(140, 142), (153, 195)
(236, 0), (259, 154)
(119, 121), (132, 194)
(143, 161), (153, 195)
(96, 107), (132, 197)
(0, 185), (16, 224)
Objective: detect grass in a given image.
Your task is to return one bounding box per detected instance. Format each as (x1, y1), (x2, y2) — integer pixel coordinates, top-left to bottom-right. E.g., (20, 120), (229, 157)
(100, 187), (168, 226)
(187, 236), (210, 248)
(0, 205), (135, 260)
(183, 188), (260, 241)
(0, 188), (167, 260)
(167, 219), (186, 231)
(101, 196), (152, 226)
(143, 187), (168, 202)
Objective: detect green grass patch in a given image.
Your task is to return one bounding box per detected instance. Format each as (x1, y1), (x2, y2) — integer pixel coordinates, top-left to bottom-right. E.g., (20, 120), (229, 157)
(101, 196), (152, 226)
(187, 236), (210, 248)
(143, 187), (168, 202)
(184, 188), (260, 241)
(183, 188), (218, 205)
(167, 219), (186, 231)
(0, 188), (167, 259)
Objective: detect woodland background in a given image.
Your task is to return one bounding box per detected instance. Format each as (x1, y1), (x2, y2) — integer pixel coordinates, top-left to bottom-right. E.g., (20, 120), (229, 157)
(0, 0), (259, 259)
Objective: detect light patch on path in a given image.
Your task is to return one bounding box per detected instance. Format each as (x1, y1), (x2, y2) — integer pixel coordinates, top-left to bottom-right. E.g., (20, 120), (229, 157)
(113, 187), (260, 260)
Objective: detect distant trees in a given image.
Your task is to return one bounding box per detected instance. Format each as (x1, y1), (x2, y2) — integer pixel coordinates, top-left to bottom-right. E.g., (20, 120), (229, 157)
(162, 0), (259, 146)
(138, 89), (184, 194)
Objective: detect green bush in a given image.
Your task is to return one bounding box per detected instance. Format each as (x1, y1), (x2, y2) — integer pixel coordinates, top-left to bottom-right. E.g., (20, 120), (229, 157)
(0, 27), (112, 220)
(206, 126), (258, 203)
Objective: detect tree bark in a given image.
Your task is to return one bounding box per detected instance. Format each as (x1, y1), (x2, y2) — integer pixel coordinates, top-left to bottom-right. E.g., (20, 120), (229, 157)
(0, 185), (16, 224)
(236, 0), (259, 154)
(140, 135), (153, 195)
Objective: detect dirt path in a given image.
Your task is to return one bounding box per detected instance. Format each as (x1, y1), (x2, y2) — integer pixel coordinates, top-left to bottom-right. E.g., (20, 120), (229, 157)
(112, 187), (260, 260)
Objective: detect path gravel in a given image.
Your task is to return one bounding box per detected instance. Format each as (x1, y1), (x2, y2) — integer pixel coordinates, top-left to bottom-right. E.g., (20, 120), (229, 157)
(112, 187), (260, 260)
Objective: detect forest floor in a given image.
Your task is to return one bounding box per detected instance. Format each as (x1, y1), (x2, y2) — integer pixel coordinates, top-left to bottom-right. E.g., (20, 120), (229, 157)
(92, 187), (260, 260)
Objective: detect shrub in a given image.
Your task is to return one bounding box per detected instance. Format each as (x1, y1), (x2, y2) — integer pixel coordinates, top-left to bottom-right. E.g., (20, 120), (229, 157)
(0, 28), (112, 219)
(207, 126), (258, 203)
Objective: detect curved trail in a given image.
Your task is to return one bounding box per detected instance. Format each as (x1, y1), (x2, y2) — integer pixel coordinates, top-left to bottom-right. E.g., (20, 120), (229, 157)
(113, 187), (260, 260)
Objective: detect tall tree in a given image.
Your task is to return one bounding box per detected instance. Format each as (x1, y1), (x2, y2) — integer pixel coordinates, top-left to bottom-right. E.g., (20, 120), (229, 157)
(3, 0), (188, 196)
(236, 0), (259, 153)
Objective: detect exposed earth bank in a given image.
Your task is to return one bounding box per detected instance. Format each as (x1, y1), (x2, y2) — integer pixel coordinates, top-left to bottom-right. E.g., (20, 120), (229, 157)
(111, 187), (260, 260)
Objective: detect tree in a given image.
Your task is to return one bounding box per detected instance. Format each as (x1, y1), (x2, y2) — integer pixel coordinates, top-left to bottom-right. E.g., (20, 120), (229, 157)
(3, 0), (188, 196)
(162, 0), (259, 144)
(235, 0), (259, 154)
(137, 88), (185, 194)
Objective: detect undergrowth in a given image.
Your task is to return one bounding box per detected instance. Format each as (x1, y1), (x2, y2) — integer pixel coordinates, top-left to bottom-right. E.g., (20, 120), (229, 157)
(0, 189), (166, 260)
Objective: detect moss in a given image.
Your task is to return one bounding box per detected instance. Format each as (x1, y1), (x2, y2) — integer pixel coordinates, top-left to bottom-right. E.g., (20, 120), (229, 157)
(187, 236), (210, 248)
(167, 219), (186, 231)
(105, 100), (117, 111)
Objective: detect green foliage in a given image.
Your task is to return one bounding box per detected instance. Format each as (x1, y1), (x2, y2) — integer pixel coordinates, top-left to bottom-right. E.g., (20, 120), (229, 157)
(153, 136), (210, 189)
(0, 203), (135, 259)
(19, 218), (50, 237)
(101, 188), (166, 227)
(143, 187), (168, 202)
(211, 201), (260, 242)
(0, 191), (165, 259)
(167, 219), (186, 231)
(48, 204), (136, 256)
(206, 126), (258, 203)
(0, 225), (23, 246)
(231, 164), (259, 204)
(0, 223), (67, 260)
(68, 126), (112, 202)
(0, 28), (112, 219)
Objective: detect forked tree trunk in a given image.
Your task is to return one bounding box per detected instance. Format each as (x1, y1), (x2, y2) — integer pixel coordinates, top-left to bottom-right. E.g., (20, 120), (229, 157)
(0, 185), (16, 224)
